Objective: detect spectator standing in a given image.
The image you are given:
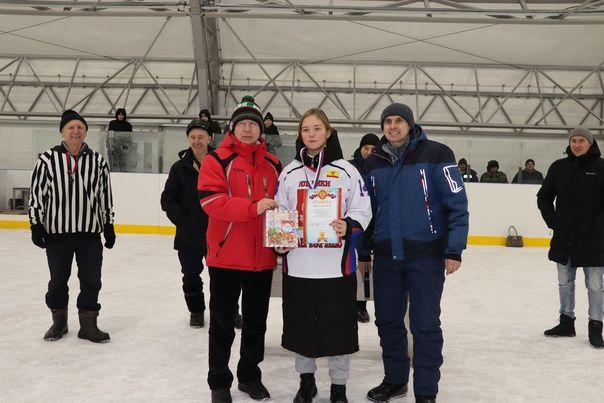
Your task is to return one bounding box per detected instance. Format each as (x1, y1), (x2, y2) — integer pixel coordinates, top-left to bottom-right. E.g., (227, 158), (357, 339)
(200, 109), (223, 136)
(29, 110), (115, 344)
(364, 103), (469, 403)
(349, 132), (380, 323)
(161, 119), (214, 328)
(457, 158), (478, 183)
(512, 159), (544, 184)
(198, 96), (281, 403)
(536, 127), (604, 349)
(108, 108), (132, 132)
(480, 160), (508, 183)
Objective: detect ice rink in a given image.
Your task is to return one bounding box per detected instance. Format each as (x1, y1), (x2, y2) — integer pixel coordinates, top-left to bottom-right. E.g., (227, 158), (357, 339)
(1, 229), (602, 403)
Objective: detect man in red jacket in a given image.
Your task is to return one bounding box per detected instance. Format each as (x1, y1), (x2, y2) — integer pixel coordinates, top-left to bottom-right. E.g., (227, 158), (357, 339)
(198, 96), (281, 403)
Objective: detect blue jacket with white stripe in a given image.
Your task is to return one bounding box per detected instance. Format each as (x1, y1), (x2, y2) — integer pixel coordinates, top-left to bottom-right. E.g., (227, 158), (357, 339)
(365, 124), (469, 261)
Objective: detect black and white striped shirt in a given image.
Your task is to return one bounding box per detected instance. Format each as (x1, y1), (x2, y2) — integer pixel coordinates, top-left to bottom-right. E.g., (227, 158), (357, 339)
(29, 142), (114, 234)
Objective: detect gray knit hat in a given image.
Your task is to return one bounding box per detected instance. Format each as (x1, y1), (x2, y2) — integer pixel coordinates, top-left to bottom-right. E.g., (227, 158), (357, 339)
(569, 126), (593, 144)
(380, 103), (414, 129)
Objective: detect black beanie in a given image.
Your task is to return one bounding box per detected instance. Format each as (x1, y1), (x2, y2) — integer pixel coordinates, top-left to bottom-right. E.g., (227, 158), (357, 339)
(186, 119), (211, 136)
(264, 112), (274, 121)
(380, 103), (414, 129)
(360, 133), (379, 148)
(230, 95), (264, 132)
(458, 158), (467, 165)
(487, 160), (499, 170)
(59, 109), (88, 132)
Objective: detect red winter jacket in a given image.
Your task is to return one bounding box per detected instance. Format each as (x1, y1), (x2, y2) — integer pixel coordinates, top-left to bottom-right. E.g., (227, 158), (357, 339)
(198, 132), (281, 271)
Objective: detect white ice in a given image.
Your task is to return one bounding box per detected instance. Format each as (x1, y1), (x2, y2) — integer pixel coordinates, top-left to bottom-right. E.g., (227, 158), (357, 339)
(1, 229), (602, 403)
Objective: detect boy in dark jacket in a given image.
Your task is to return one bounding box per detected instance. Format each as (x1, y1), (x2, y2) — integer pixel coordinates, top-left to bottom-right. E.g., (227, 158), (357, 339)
(161, 119), (214, 328)
(537, 127), (604, 349)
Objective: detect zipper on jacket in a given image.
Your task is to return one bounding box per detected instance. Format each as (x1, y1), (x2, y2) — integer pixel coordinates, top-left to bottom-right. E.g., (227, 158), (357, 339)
(246, 175), (252, 200)
(419, 168), (437, 234)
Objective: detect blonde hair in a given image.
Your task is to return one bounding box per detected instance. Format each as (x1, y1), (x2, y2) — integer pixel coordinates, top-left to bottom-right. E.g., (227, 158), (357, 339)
(297, 108), (333, 137)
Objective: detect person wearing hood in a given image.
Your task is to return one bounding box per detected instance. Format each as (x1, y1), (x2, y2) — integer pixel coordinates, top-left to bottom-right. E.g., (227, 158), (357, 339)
(364, 103), (469, 403)
(108, 108), (132, 132)
(349, 133), (380, 324)
(274, 108), (372, 403)
(263, 112), (281, 154)
(29, 110), (115, 344)
(199, 109), (223, 136)
(537, 127), (604, 349)
(198, 96), (281, 403)
(161, 119), (214, 328)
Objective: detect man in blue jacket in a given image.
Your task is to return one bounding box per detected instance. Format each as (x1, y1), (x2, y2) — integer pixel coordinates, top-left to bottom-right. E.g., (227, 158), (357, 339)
(365, 103), (469, 403)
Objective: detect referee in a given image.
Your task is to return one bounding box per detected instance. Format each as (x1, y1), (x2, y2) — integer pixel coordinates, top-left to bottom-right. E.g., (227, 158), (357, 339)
(29, 109), (115, 343)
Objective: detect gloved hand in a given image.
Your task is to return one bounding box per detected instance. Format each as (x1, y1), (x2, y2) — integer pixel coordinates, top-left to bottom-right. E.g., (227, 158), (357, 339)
(103, 224), (116, 249)
(31, 224), (48, 249)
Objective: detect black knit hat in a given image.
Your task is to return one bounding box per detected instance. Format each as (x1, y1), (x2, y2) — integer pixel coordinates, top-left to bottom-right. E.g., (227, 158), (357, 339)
(359, 133), (379, 148)
(380, 103), (414, 129)
(487, 160), (499, 170)
(230, 95), (263, 131)
(59, 109), (88, 132)
(264, 112), (274, 121)
(186, 119), (211, 136)
(458, 158), (468, 165)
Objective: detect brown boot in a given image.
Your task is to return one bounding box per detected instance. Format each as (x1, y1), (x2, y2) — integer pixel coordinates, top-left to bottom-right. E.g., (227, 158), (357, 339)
(77, 311), (110, 343)
(44, 309), (68, 341)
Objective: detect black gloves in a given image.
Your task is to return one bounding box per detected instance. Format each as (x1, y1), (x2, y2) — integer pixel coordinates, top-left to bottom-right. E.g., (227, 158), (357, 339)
(31, 224), (48, 249)
(103, 224), (116, 249)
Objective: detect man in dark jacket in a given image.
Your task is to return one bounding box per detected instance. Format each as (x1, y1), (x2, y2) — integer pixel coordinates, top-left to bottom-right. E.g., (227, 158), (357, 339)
(457, 158), (478, 183)
(365, 103), (469, 403)
(512, 158), (544, 184)
(537, 127), (604, 349)
(161, 119), (214, 328)
(349, 132), (379, 323)
(480, 160), (508, 183)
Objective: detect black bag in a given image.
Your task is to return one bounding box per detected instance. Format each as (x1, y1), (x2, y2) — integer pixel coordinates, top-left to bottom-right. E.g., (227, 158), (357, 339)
(505, 226), (524, 247)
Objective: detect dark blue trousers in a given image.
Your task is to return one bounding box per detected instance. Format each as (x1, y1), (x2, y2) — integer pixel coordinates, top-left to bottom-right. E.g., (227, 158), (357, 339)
(373, 254), (445, 397)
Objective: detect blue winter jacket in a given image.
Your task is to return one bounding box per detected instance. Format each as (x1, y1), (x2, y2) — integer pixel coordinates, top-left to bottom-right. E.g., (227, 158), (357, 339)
(365, 125), (469, 261)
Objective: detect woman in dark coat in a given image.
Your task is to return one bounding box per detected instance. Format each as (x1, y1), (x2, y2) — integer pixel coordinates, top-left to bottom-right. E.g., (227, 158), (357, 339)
(161, 119), (213, 327)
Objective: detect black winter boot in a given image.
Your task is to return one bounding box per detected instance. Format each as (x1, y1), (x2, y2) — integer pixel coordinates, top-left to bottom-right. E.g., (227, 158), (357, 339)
(588, 320), (604, 349)
(44, 309), (68, 341)
(330, 384), (348, 403)
(77, 311), (110, 343)
(367, 382), (408, 402)
(189, 312), (205, 328)
(544, 314), (576, 337)
(357, 301), (370, 323)
(294, 373), (317, 403)
(416, 396), (436, 403)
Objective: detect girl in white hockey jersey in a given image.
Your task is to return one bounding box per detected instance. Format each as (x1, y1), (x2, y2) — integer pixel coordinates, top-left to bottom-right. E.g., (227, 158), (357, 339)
(274, 108), (372, 403)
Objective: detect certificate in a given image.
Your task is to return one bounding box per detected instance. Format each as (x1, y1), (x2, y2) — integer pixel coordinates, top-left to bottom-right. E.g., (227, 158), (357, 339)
(297, 188), (342, 248)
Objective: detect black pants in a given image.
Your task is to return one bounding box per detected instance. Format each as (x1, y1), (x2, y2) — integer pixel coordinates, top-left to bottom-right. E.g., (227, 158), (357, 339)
(178, 250), (206, 313)
(207, 267), (273, 390)
(45, 235), (103, 311)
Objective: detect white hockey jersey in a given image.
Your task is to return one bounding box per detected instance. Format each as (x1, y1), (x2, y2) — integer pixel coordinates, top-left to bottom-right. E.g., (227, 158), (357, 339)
(275, 157), (372, 279)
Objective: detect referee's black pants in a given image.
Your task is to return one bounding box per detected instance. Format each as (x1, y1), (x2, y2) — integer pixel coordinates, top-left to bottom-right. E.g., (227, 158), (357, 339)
(45, 234), (103, 312)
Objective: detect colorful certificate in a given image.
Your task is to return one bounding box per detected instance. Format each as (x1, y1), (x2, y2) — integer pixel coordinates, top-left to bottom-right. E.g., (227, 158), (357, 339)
(263, 210), (299, 248)
(297, 188), (342, 248)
